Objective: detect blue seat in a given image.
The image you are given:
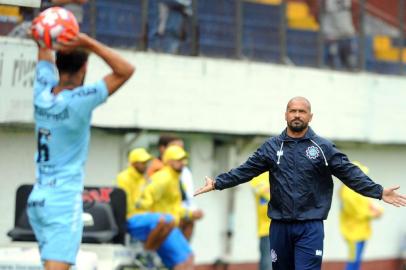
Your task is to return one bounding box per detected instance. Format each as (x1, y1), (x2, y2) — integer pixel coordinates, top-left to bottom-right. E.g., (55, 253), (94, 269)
(242, 2), (282, 62)
(243, 1), (281, 27)
(364, 35), (405, 75)
(286, 29), (318, 67)
(82, 0), (143, 48)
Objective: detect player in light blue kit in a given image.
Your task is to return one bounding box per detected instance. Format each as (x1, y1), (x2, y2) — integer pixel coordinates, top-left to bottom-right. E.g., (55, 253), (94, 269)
(27, 33), (134, 270)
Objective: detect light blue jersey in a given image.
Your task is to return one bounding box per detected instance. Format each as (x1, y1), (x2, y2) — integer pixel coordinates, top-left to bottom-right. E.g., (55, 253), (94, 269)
(33, 60), (108, 191)
(27, 60), (109, 264)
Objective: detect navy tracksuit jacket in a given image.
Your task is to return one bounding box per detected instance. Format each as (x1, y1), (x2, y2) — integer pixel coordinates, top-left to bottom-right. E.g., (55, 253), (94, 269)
(214, 127), (383, 270)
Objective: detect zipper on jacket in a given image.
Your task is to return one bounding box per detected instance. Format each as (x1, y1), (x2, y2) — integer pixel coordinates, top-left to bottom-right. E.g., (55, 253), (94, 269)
(292, 141), (298, 219)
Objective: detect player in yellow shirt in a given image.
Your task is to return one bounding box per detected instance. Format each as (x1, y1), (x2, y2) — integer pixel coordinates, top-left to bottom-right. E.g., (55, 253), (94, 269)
(250, 172), (272, 270)
(136, 145), (202, 270)
(147, 134), (201, 240)
(117, 148), (180, 269)
(117, 148), (152, 219)
(339, 161), (384, 270)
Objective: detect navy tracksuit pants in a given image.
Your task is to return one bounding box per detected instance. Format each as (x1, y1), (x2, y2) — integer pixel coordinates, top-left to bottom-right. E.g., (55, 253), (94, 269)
(269, 220), (324, 270)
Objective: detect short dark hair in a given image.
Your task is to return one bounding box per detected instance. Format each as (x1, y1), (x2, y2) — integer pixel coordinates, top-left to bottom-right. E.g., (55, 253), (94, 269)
(158, 134), (181, 147)
(56, 50), (89, 75)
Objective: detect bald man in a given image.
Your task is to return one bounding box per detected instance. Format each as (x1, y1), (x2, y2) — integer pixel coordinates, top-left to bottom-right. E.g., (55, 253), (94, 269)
(195, 97), (406, 270)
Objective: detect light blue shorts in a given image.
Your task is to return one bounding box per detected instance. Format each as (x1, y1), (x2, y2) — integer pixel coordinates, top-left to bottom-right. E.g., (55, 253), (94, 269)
(27, 185), (83, 265)
(127, 213), (192, 268)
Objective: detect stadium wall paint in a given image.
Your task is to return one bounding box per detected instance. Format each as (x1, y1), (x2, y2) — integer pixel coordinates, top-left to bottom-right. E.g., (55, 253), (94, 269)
(1, 37), (406, 144)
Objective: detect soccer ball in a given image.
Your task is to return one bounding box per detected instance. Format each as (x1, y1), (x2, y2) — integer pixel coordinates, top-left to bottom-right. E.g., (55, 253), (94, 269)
(32, 7), (79, 49)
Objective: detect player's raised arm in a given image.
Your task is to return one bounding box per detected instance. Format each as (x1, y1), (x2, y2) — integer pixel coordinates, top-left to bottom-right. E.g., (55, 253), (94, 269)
(31, 23), (54, 63)
(61, 33), (135, 96)
(37, 47), (54, 63)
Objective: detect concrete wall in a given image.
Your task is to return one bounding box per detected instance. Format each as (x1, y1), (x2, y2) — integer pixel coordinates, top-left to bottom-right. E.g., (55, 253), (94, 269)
(2, 37), (406, 143)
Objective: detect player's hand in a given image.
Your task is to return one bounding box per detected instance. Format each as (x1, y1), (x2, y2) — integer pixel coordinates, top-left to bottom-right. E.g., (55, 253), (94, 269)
(369, 202), (383, 218)
(194, 176), (215, 197)
(54, 33), (89, 52)
(191, 209), (204, 220)
(29, 24), (46, 48)
(382, 186), (406, 207)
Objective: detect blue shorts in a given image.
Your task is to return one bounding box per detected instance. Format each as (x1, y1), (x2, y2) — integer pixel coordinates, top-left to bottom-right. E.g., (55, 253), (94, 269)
(269, 220), (324, 270)
(127, 213), (192, 268)
(127, 213), (174, 241)
(27, 185), (83, 265)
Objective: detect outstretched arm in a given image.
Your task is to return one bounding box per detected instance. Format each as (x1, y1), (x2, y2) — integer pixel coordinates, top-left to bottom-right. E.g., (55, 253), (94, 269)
(80, 34), (134, 95)
(58, 33), (135, 95)
(195, 141), (273, 196)
(194, 176), (215, 197)
(329, 147), (406, 207)
(382, 186), (406, 207)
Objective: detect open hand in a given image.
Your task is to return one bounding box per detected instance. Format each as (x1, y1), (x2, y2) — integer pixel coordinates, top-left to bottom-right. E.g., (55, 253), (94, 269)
(194, 176), (216, 197)
(382, 186), (406, 207)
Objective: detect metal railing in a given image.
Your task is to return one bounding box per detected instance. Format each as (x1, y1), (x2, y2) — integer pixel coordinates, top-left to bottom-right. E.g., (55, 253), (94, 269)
(1, 0), (405, 75)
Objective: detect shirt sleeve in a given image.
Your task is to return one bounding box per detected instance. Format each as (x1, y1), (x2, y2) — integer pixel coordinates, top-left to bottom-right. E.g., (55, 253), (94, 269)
(328, 143), (383, 199)
(70, 80), (109, 117)
(34, 60), (58, 97)
(215, 141), (273, 190)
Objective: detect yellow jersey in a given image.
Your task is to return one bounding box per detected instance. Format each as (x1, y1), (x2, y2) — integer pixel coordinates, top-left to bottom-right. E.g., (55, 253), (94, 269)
(116, 166), (147, 219)
(339, 185), (382, 241)
(136, 166), (191, 225)
(249, 172), (271, 237)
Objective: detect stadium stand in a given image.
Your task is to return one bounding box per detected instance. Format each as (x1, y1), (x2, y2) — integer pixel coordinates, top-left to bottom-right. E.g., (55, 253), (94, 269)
(242, 1), (281, 62)
(198, 0), (237, 58)
(62, 0), (406, 74)
(286, 1), (318, 31)
(1, 0), (405, 74)
(81, 0), (143, 48)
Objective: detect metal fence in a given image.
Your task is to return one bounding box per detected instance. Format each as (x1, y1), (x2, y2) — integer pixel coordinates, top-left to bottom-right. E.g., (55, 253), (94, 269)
(2, 0), (406, 75)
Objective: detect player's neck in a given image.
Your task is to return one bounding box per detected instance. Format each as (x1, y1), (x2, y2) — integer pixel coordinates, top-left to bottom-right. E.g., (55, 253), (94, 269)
(54, 74), (82, 95)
